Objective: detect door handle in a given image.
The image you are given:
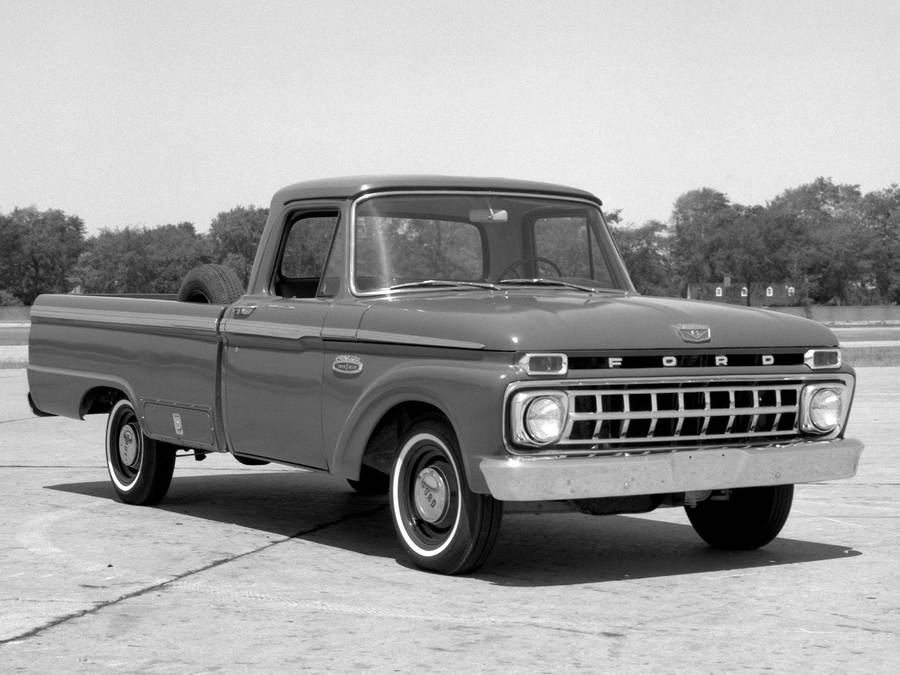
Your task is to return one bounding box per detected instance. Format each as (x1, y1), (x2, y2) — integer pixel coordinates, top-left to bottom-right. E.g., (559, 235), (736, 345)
(232, 305), (257, 318)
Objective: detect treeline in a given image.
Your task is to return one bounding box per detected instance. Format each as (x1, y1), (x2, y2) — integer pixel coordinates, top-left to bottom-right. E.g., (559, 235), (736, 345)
(612, 177), (900, 305)
(0, 206), (268, 304)
(1, 177), (898, 305)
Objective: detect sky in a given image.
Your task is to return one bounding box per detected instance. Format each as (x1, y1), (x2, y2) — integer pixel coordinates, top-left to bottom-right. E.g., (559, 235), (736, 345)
(1, 0), (898, 233)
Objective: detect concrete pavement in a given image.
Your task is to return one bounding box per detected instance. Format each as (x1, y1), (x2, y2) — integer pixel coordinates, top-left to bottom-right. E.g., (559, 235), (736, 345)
(0, 367), (898, 672)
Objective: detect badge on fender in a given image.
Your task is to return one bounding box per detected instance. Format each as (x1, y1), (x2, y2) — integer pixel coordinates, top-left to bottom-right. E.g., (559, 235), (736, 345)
(332, 354), (364, 376)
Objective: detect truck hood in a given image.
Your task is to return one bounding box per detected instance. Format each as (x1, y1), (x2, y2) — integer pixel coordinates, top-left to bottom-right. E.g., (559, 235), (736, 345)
(356, 291), (838, 351)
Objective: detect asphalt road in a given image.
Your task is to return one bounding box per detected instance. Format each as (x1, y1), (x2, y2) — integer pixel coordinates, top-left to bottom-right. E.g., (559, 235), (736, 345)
(0, 367), (897, 672)
(0, 324), (29, 346)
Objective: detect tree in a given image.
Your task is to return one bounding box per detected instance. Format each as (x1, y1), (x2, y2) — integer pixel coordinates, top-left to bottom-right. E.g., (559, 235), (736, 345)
(860, 185), (900, 303)
(709, 206), (781, 306)
(768, 178), (871, 304)
(0, 289), (22, 306)
(0, 207), (85, 304)
(670, 188), (736, 294)
(207, 206), (269, 284)
(611, 220), (675, 296)
(0, 212), (27, 300)
(74, 227), (148, 293)
(74, 223), (209, 294)
(142, 223), (211, 293)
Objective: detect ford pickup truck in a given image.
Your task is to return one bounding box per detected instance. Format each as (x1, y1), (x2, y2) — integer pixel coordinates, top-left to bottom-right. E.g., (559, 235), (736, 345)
(28, 176), (863, 574)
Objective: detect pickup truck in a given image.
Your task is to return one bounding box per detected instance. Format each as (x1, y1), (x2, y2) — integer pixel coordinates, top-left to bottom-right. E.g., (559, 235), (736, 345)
(28, 176), (863, 574)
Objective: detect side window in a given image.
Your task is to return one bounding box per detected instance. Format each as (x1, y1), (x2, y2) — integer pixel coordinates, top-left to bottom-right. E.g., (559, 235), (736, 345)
(276, 213), (338, 298)
(318, 218), (344, 297)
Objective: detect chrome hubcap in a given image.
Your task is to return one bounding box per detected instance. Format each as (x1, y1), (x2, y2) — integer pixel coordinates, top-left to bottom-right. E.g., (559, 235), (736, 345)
(118, 425), (139, 467)
(413, 466), (449, 524)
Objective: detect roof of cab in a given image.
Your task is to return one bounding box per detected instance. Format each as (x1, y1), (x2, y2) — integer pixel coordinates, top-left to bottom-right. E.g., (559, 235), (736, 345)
(271, 175), (602, 206)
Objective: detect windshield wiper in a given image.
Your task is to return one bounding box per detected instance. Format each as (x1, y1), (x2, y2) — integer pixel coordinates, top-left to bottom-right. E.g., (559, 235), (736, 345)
(496, 278), (602, 293)
(387, 279), (501, 291)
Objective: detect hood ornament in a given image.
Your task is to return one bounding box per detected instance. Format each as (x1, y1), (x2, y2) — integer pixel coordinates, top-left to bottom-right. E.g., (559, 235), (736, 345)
(673, 324), (711, 343)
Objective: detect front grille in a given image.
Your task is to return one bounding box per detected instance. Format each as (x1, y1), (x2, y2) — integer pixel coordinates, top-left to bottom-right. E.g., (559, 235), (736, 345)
(531, 380), (802, 453)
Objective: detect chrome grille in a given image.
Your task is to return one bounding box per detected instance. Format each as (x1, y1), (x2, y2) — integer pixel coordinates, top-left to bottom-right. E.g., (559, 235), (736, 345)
(560, 381), (802, 451)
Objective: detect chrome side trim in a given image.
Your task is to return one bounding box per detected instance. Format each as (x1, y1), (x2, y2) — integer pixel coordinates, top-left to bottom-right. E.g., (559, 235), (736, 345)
(355, 329), (484, 350)
(219, 318), (321, 341)
(322, 326), (359, 340)
(220, 322), (483, 348)
(30, 305), (219, 333)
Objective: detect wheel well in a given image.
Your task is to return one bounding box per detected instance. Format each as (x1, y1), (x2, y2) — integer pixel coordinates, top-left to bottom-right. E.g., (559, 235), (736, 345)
(80, 387), (127, 417)
(360, 402), (450, 476)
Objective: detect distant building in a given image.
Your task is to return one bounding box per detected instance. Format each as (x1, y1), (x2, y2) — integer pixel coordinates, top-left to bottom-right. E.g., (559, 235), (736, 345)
(687, 277), (800, 306)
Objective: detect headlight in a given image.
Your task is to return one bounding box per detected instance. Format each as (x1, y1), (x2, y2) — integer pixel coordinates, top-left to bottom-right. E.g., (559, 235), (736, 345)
(525, 396), (566, 443)
(808, 388), (842, 430)
(800, 384), (847, 434)
(510, 391), (569, 446)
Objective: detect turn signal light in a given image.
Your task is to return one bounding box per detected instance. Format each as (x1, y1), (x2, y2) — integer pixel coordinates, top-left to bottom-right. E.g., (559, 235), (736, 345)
(519, 353), (568, 376)
(804, 349), (841, 370)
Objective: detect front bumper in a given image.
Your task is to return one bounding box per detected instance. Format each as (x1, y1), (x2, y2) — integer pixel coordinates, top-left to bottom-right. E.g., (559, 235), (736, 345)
(479, 438), (864, 501)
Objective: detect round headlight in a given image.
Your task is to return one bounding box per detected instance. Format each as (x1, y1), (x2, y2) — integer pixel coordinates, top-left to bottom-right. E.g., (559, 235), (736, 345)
(809, 388), (841, 431)
(525, 396), (565, 444)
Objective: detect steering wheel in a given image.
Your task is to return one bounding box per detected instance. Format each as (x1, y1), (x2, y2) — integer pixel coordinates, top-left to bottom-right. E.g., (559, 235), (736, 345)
(498, 256), (563, 280)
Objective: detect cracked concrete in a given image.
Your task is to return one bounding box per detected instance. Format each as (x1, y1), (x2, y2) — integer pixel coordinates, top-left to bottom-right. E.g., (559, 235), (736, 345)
(1, 503), (388, 647)
(0, 367), (898, 672)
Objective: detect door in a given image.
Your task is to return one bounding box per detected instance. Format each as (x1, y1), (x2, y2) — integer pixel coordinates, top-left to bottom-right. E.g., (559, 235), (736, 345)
(220, 209), (342, 468)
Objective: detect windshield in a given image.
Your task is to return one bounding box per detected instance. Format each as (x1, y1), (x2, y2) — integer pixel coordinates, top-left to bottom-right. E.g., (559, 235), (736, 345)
(352, 193), (631, 295)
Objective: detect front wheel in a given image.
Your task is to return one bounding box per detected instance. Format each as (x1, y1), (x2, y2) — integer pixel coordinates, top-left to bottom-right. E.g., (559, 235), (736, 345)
(685, 484), (794, 550)
(106, 399), (176, 505)
(390, 419), (502, 574)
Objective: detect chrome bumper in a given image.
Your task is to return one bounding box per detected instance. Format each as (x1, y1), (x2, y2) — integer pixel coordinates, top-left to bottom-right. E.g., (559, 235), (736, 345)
(479, 438), (864, 502)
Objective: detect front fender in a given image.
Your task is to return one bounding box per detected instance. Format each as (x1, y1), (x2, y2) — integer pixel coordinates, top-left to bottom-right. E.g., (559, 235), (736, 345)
(327, 357), (515, 494)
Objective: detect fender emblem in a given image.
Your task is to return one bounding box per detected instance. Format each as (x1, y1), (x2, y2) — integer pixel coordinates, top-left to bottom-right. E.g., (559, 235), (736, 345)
(673, 324), (711, 343)
(172, 413), (184, 436)
(332, 354), (364, 376)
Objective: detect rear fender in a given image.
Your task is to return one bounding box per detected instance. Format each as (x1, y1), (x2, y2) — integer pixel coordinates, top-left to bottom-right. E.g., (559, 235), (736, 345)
(28, 366), (139, 421)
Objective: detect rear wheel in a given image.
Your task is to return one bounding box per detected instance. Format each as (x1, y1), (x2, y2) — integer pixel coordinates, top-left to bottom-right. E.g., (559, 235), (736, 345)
(390, 419), (502, 574)
(685, 484), (794, 550)
(106, 399), (176, 505)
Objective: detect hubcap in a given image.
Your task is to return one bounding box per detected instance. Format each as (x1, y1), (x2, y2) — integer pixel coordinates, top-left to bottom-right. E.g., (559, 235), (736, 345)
(118, 425), (139, 468)
(413, 466), (449, 524)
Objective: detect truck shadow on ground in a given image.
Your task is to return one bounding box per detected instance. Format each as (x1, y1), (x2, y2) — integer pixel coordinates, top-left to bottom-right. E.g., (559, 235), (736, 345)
(48, 470), (860, 587)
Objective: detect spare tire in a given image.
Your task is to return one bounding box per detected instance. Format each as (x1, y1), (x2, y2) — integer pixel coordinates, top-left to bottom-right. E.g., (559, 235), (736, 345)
(178, 264), (244, 304)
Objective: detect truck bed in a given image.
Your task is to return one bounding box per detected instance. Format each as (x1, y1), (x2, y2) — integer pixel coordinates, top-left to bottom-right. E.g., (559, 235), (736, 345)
(28, 294), (227, 450)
